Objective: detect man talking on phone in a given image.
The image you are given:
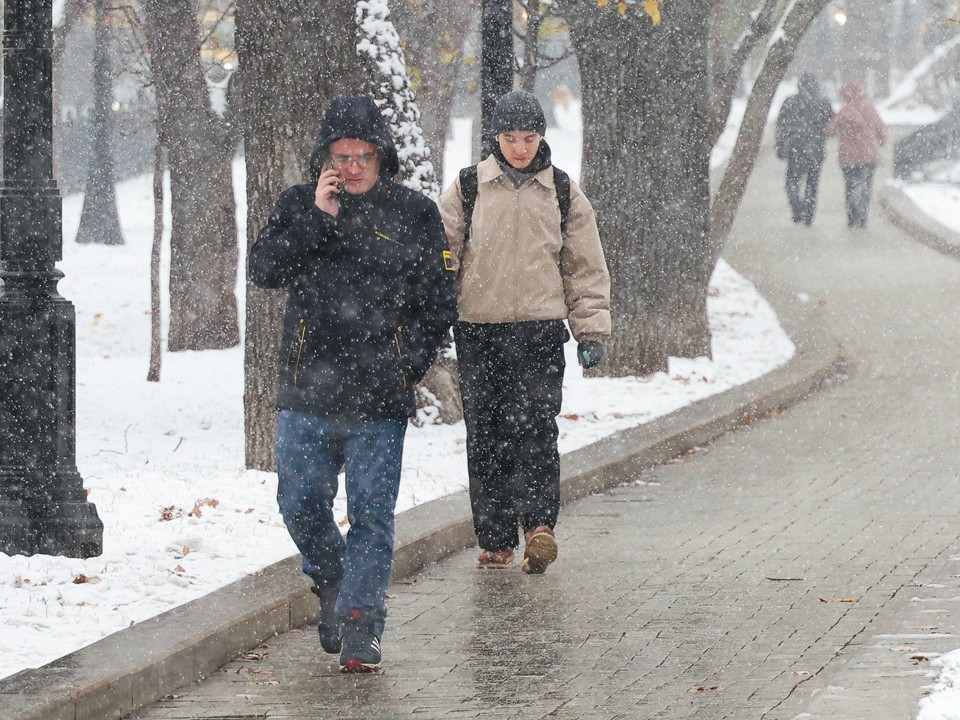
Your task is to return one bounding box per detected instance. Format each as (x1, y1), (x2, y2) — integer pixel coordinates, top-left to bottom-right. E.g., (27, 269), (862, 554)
(249, 96), (456, 673)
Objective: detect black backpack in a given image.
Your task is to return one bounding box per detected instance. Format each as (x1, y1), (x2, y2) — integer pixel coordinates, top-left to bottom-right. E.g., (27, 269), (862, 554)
(458, 164), (571, 241)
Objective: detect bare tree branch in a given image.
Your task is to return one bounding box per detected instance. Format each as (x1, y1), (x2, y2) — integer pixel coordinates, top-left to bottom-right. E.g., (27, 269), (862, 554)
(707, 0), (781, 147)
(709, 0), (831, 263)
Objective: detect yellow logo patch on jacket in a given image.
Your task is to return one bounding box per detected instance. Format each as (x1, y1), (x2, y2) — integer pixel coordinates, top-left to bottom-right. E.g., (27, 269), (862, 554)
(443, 250), (455, 271)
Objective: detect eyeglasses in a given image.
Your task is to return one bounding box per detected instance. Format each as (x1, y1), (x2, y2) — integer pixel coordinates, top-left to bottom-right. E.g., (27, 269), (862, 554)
(330, 152), (379, 169)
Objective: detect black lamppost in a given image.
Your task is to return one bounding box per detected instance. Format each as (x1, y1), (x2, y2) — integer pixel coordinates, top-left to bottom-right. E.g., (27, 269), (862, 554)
(0, 0), (104, 557)
(481, 0), (514, 158)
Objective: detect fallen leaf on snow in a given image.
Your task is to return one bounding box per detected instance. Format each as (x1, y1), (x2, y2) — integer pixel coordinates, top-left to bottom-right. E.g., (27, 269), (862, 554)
(189, 497), (220, 517)
(72, 574), (101, 585)
(159, 505), (183, 522)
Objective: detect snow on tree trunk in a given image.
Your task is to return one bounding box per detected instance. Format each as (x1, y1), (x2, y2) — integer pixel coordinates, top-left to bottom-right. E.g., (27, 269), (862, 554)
(355, 0), (440, 199)
(355, 0), (462, 424)
(387, 1), (476, 181)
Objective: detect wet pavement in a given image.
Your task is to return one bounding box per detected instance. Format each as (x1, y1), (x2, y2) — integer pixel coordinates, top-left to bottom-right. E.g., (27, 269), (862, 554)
(5, 142), (960, 720)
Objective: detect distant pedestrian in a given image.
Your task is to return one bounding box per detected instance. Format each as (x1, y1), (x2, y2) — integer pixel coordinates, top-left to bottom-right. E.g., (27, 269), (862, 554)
(248, 96), (457, 673)
(438, 90), (611, 575)
(775, 73), (834, 225)
(826, 81), (888, 228)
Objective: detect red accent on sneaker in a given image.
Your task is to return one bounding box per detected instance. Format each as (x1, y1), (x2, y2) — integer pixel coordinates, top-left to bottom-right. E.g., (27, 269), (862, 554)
(340, 658), (379, 674)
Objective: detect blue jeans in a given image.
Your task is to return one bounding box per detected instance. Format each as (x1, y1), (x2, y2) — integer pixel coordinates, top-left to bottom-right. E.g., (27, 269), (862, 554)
(276, 411), (406, 637)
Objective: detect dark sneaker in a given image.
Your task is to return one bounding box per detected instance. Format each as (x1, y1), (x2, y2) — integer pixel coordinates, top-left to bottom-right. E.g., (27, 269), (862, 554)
(477, 548), (515, 569)
(312, 586), (341, 654)
(339, 610), (381, 673)
(522, 525), (558, 574)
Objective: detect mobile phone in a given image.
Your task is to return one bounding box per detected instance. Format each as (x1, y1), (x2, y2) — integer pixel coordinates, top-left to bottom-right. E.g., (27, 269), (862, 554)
(323, 162), (342, 186)
(321, 163), (343, 198)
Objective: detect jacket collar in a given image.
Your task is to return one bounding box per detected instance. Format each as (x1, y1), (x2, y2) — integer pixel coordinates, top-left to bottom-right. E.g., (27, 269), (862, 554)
(476, 149), (555, 190)
(338, 179), (391, 213)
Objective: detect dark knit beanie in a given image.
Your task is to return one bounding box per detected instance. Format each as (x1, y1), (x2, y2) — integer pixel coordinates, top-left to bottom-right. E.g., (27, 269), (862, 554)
(491, 90), (546, 136)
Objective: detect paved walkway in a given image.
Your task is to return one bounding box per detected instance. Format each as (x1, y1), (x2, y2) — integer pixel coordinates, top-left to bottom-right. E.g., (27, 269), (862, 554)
(125, 147), (960, 719)
(4, 141), (959, 720)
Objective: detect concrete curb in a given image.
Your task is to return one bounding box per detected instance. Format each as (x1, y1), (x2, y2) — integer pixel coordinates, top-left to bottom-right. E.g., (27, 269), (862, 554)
(880, 181), (960, 261)
(0, 293), (841, 720)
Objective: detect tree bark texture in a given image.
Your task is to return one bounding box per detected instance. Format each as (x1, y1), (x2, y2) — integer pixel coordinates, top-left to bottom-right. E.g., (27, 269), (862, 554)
(147, 142), (163, 383)
(141, 0), (240, 352)
(481, 0), (513, 158)
(709, 0), (829, 265)
(237, 0), (364, 471)
(559, 1), (713, 376)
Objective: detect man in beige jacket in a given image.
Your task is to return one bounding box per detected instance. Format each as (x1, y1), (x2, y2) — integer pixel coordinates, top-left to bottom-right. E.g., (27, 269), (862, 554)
(439, 90), (611, 574)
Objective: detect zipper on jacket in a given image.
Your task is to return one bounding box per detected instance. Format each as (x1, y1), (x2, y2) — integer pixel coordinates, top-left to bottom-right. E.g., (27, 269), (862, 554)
(393, 325), (408, 390)
(293, 318), (306, 385)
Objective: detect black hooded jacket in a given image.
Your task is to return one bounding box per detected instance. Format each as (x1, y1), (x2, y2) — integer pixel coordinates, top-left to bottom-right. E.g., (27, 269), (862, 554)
(248, 96), (457, 419)
(776, 74), (834, 166)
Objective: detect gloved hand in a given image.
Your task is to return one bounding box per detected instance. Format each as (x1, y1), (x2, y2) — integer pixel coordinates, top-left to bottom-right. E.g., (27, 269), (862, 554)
(577, 340), (604, 369)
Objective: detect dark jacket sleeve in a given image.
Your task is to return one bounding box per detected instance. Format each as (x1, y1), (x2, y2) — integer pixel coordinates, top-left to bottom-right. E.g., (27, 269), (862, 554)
(401, 199), (458, 384)
(248, 185), (339, 289)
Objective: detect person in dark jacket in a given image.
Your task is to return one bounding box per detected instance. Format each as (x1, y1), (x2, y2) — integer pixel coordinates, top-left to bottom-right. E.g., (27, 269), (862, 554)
(775, 73), (834, 225)
(248, 96), (457, 673)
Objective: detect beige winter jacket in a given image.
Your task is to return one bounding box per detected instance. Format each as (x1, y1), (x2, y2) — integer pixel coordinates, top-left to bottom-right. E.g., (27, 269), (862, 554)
(438, 154), (611, 341)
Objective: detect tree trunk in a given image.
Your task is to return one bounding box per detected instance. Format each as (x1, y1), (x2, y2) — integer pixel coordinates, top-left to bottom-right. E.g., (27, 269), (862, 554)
(709, 0), (829, 264)
(141, 0), (240, 352)
(147, 141), (163, 383)
(481, 0), (514, 158)
(237, 0), (364, 471)
(560, 1), (713, 375)
(390, 0), (476, 181)
(76, 0), (124, 246)
(519, 2), (543, 93)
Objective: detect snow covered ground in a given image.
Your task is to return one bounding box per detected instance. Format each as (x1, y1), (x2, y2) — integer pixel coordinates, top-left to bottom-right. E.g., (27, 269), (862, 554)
(1, 98), (958, 720)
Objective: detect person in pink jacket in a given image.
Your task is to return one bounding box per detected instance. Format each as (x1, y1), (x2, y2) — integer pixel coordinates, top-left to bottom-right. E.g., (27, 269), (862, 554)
(825, 82), (888, 228)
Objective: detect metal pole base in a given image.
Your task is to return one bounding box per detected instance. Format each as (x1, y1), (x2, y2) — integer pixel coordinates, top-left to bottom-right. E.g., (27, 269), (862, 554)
(0, 275), (104, 558)
(0, 474), (104, 558)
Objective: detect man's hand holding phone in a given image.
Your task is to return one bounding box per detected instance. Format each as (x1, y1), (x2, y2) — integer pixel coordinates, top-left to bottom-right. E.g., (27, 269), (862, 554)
(315, 166), (342, 217)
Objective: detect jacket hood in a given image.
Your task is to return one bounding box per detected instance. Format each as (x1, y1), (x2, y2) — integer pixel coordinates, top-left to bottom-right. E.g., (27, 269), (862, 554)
(798, 73), (822, 98)
(840, 82), (866, 103)
(308, 96), (400, 183)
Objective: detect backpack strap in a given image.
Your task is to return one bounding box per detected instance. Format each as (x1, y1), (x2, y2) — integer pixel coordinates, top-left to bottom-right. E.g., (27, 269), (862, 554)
(459, 165), (479, 242)
(459, 163), (572, 241)
(553, 166), (571, 235)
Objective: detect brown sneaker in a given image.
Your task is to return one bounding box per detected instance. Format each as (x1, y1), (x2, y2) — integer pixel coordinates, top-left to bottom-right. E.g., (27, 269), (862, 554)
(522, 526), (558, 574)
(477, 548), (515, 569)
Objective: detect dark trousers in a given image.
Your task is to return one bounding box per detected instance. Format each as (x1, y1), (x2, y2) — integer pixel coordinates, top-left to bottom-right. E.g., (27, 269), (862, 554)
(454, 320), (566, 551)
(785, 156), (823, 225)
(841, 164), (876, 228)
